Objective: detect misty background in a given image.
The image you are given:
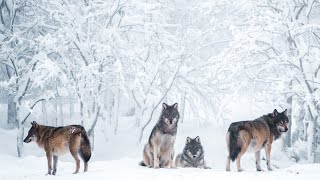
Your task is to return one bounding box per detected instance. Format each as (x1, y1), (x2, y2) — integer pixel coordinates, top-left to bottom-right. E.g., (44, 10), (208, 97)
(0, 0), (319, 165)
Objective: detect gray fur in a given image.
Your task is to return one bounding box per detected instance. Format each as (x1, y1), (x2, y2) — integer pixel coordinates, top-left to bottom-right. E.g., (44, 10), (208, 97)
(175, 136), (211, 169)
(140, 103), (180, 168)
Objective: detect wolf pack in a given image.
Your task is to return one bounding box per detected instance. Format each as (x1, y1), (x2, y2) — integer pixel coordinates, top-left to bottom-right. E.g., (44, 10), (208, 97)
(23, 102), (289, 175)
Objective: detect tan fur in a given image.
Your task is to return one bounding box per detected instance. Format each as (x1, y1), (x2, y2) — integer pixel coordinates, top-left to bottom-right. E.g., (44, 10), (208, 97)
(143, 131), (176, 168)
(236, 122), (273, 171)
(227, 110), (289, 172)
(24, 122), (91, 175)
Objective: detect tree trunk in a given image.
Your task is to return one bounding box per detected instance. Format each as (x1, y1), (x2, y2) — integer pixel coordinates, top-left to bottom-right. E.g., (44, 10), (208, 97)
(113, 88), (120, 135)
(80, 100), (84, 125)
(16, 106), (24, 157)
(180, 92), (187, 123)
(17, 125), (24, 157)
(59, 103), (63, 125)
(69, 102), (74, 120)
(42, 101), (48, 125)
(283, 92), (292, 148)
(308, 111), (318, 163)
(87, 104), (100, 151)
(53, 101), (58, 126)
(7, 94), (17, 128)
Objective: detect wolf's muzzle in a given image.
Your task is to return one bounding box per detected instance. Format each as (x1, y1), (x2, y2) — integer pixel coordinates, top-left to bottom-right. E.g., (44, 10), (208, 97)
(23, 138), (31, 143)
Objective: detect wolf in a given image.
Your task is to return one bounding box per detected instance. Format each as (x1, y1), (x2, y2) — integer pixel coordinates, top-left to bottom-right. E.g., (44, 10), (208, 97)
(23, 121), (91, 175)
(226, 109), (289, 172)
(175, 136), (211, 169)
(139, 103), (180, 168)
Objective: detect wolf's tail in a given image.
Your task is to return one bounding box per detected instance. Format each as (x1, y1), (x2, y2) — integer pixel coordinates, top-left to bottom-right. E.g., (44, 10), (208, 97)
(79, 126), (92, 168)
(227, 124), (242, 162)
(139, 161), (147, 166)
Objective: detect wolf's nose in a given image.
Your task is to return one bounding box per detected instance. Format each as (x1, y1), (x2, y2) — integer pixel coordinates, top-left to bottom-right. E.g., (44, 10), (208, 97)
(285, 127), (288, 132)
(193, 155), (196, 158)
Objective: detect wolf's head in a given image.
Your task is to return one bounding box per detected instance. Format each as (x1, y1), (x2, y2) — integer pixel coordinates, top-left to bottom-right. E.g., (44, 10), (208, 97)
(184, 136), (204, 159)
(271, 109), (289, 133)
(160, 103), (180, 127)
(23, 121), (39, 143)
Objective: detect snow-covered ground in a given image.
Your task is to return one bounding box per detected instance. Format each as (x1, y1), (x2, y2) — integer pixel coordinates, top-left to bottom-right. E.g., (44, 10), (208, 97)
(1, 119), (319, 180)
(1, 155), (320, 180)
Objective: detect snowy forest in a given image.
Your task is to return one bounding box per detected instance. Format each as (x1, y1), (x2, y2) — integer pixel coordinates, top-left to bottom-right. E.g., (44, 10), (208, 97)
(0, 0), (320, 179)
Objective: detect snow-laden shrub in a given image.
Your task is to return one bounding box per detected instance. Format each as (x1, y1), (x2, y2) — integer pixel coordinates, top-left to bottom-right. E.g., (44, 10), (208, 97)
(286, 141), (308, 163)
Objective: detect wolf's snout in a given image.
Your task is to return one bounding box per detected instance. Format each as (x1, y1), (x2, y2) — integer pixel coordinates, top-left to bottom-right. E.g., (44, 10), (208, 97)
(23, 137), (31, 143)
(284, 127), (288, 132)
(192, 155), (196, 158)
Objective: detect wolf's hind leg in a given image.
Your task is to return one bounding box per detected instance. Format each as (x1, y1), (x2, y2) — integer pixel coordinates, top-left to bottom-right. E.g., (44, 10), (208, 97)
(143, 144), (153, 168)
(46, 151), (53, 175)
(226, 156), (231, 171)
(236, 130), (250, 172)
(226, 131), (231, 171)
(52, 156), (58, 175)
(70, 149), (80, 174)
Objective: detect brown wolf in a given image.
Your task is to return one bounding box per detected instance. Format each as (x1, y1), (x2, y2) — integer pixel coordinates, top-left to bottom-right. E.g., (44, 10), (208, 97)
(139, 103), (180, 168)
(226, 109), (289, 172)
(23, 121), (91, 175)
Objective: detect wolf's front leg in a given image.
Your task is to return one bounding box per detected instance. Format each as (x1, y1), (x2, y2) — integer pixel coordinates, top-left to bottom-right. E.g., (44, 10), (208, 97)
(46, 151), (53, 175)
(153, 144), (160, 169)
(169, 150), (176, 168)
(255, 150), (263, 171)
(265, 144), (273, 171)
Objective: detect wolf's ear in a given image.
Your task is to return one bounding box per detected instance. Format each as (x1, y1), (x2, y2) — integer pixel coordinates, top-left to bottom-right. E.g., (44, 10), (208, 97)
(195, 136), (201, 143)
(186, 137), (192, 144)
(272, 109), (279, 117)
(283, 109), (288, 116)
(173, 103), (178, 110)
(162, 103), (168, 110)
(31, 121), (38, 128)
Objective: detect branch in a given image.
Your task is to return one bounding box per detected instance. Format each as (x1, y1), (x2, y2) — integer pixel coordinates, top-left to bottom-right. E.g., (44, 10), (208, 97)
(87, 106), (101, 137)
(131, 91), (141, 109)
(315, 65), (320, 78)
(139, 56), (185, 142)
(21, 95), (56, 125)
(299, 58), (314, 94)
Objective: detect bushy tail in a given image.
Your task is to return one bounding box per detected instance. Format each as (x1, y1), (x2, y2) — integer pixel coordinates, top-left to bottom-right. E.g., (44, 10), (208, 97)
(139, 161), (147, 166)
(228, 128), (242, 162)
(79, 127), (92, 163)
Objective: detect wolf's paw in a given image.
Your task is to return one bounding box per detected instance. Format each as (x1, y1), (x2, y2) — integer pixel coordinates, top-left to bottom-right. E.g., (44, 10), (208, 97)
(73, 171), (79, 174)
(238, 169), (245, 172)
(226, 168), (231, 171)
(257, 168), (265, 172)
(268, 167), (273, 171)
(153, 165), (160, 169)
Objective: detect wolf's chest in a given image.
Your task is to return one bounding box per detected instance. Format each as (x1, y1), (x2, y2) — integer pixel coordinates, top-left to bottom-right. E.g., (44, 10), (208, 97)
(156, 134), (175, 152)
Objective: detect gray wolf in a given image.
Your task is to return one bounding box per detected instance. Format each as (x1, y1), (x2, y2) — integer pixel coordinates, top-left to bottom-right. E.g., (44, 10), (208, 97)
(139, 103), (180, 168)
(175, 136), (211, 169)
(226, 109), (289, 172)
(23, 121), (91, 175)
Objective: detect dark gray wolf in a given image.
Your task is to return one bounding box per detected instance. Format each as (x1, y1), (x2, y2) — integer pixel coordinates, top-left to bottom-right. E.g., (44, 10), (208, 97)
(175, 136), (210, 169)
(23, 121), (91, 175)
(139, 103), (180, 168)
(226, 109), (289, 172)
